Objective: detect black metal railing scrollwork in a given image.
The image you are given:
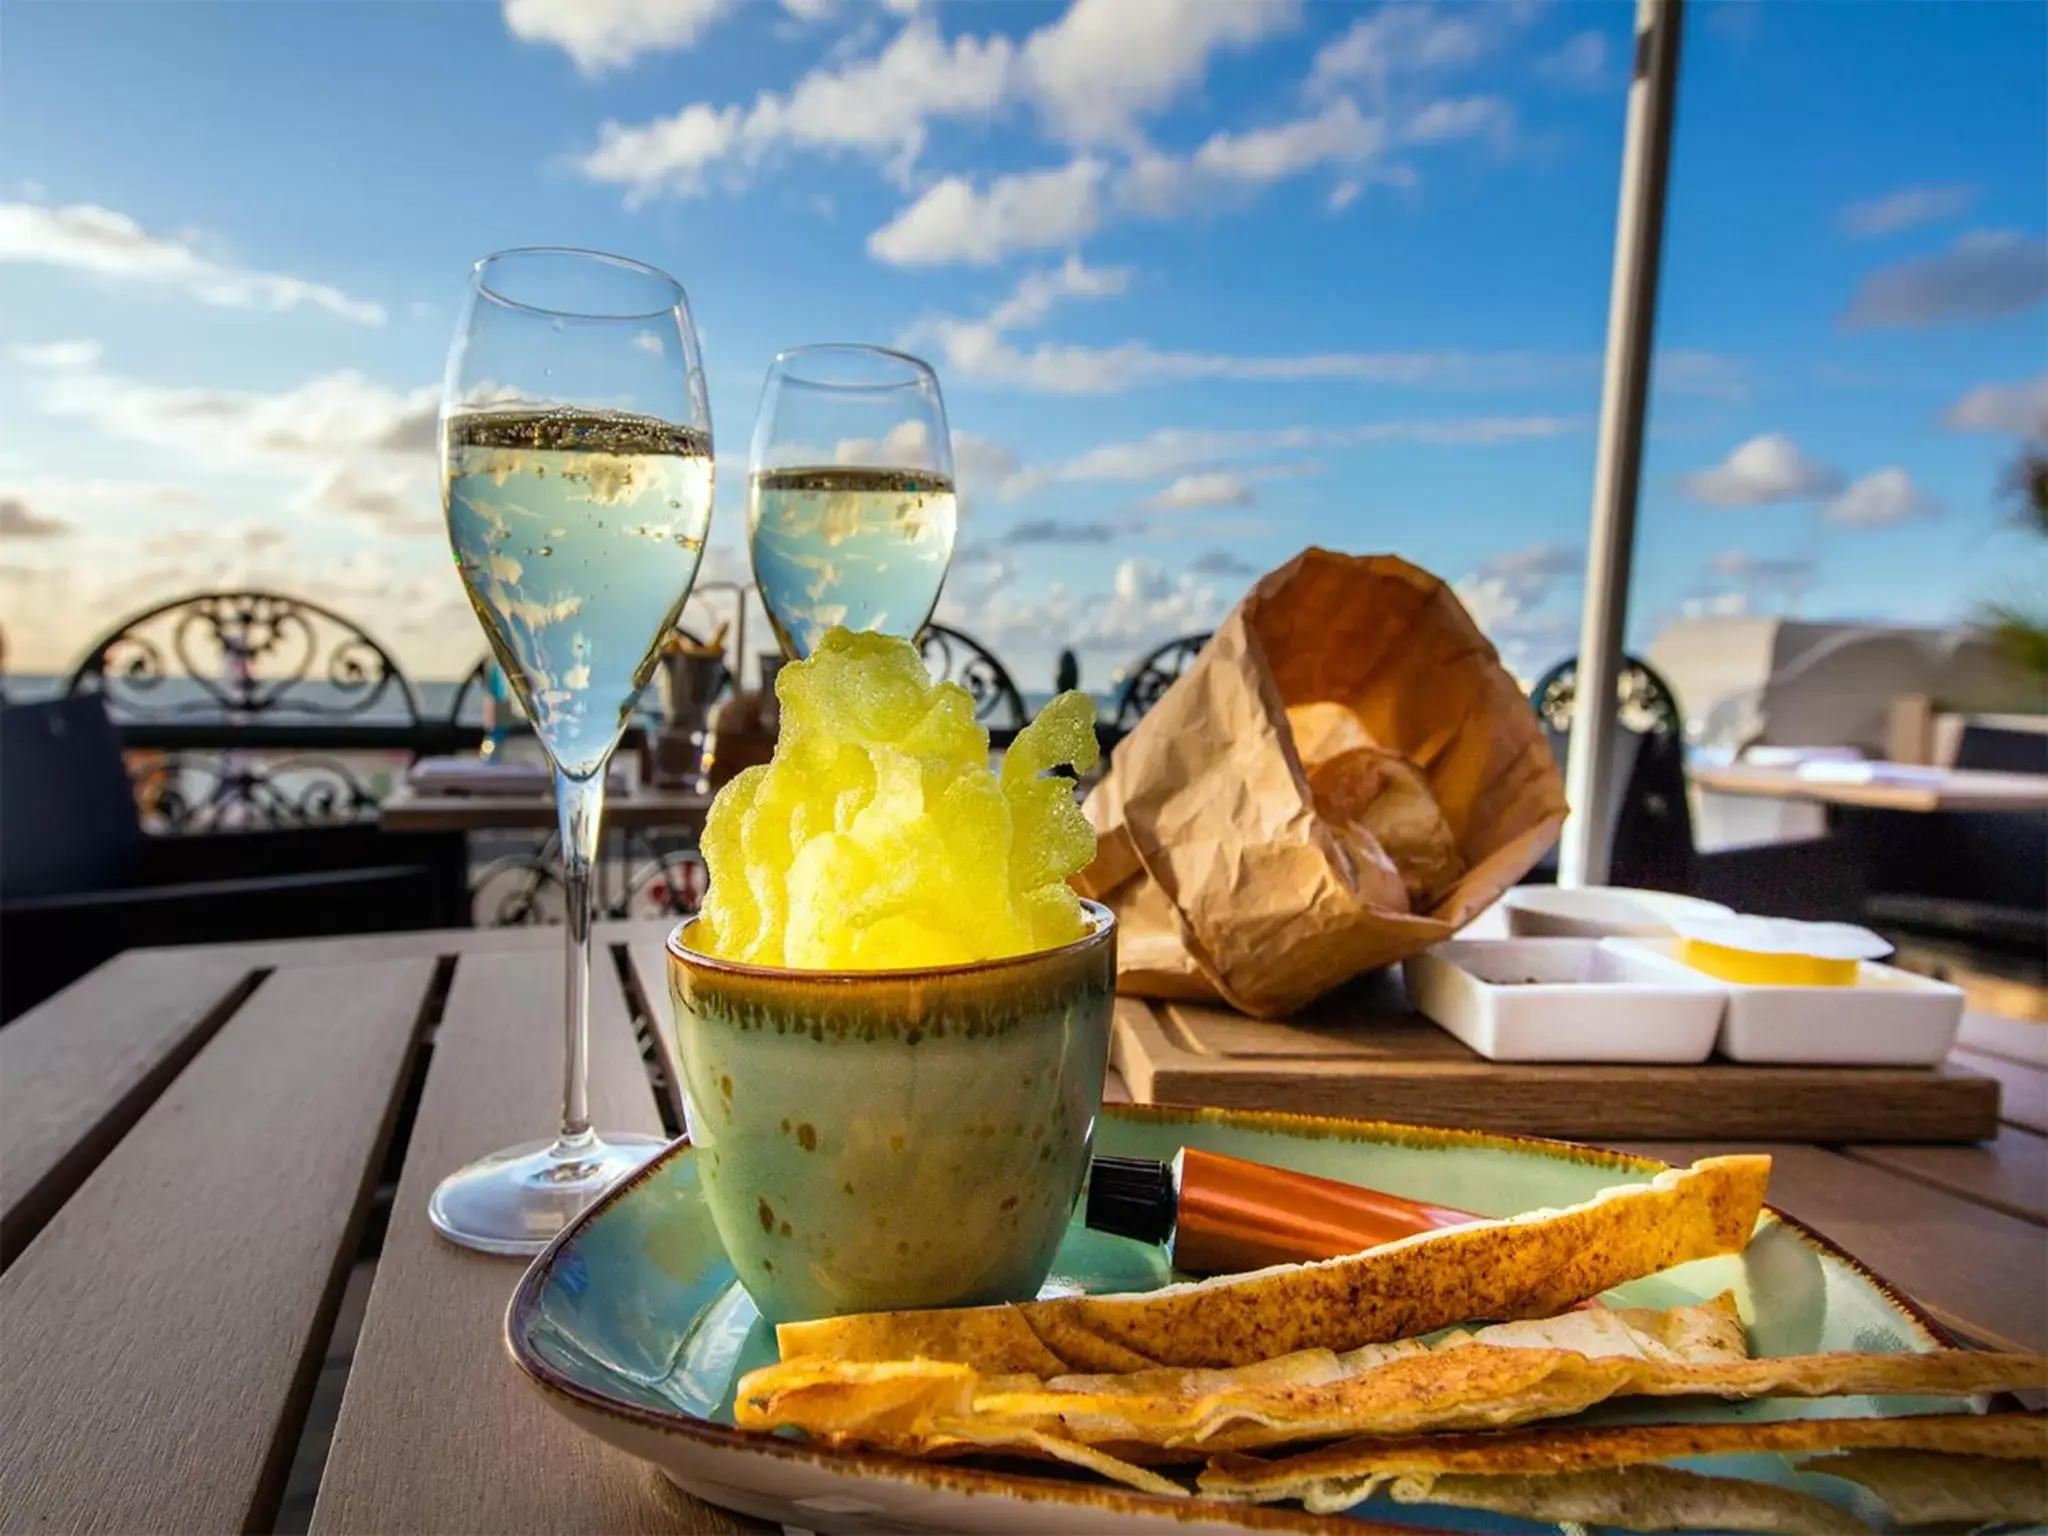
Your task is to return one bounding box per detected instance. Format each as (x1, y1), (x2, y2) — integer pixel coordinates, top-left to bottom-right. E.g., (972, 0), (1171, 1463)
(1111, 632), (1211, 731)
(129, 751), (384, 834)
(1531, 654), (1684, 739)
(66, 589), (421, 724)
(917, 622), (1028, 732)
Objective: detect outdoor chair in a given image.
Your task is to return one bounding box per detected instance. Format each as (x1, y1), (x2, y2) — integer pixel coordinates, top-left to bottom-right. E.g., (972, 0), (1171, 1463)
(0, 695), (464, 1022)
(1528, 655), (1695, 892)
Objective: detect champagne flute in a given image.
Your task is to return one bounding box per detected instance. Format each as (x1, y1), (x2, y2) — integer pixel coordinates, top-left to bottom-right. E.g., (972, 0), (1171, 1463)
(431, 248), (714, 1255)
(747, 345), (957, 658)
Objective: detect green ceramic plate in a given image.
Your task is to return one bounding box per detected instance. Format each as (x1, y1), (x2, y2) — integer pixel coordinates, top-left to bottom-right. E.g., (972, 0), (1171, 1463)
(507, 1104), (1975, 1535)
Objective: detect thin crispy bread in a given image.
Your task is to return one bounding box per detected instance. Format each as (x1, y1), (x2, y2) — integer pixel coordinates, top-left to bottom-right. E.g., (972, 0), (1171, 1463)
(777, 1156), (1772, 1371)
(976, 1348), (2048, 1457)
(1390, 1467), (1864, 1536)
(1798, 1450), (2048, 1526)
(1199, 1411), (2048, 1502)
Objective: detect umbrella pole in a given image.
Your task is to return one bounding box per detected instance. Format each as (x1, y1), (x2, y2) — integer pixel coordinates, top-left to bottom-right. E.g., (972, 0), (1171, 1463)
(1559, 0), (1686, 888)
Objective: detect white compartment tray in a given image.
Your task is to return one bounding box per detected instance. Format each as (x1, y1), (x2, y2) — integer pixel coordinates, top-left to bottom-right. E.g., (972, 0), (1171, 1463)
(1403, 939), (1726, 1064)
(1612, 939), (1967, 1066)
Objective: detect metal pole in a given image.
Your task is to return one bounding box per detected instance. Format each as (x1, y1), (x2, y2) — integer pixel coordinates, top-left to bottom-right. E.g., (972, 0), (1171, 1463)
(1559, 0), (1684, 887)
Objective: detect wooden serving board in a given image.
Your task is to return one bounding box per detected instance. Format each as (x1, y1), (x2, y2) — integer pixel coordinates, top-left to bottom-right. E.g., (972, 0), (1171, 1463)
(1109, 976), (2002, 1143)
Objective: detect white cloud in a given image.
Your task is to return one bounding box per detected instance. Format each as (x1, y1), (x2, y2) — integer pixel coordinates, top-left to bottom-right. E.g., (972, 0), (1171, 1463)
(1943, 373), (2048, 437)
(1008, 416), (1578, 498)
(12, 338), (102, 370)
(1656, 348), (1751, 401)
(1823, 467), (1940, 527)
(1003, 516), (1119, 545)
(1678, 433), (1843, 506)
(947, 429), (1021, 501)
(503, 0), (733, 74)
(1308, 3), (1489, 101)
(1400, 94), (1513, 146)
(915, 324), (1588, 393)
(984, 254), (1130, 330)
(1707, 549), (1818, 592)
(1019, 0), (1300, 146)
(0, 497), (71, 539)
(1451, 539), (1586, 668)
(13, 344), (440, 538)
(1187, 549), (1260, 578)
(935, 555), (1231, 664)
(867, 158), (1104, 266)
(581, 104), (744, 199)
(0, 477), (205, 543)
(0, 201), (383, 324)
(1193, 97), (1386, 182)
(1536, 30), (1607, 88)
(581, 21), (1015, 199)
(1839, 184), (1975, 239)
(1479, 540), (1583, 582)
(1842, 231), (2048, 329)
(1138, 471), (1255, 511)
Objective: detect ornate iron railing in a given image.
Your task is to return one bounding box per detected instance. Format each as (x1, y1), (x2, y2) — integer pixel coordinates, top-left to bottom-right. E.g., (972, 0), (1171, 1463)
(919, 622), (1028, 733)
(67, 588), (422, 725)
(44, 585), (1203, 836)
(1111, 632), (1211, 731)
(1531, 654), (1684, 738)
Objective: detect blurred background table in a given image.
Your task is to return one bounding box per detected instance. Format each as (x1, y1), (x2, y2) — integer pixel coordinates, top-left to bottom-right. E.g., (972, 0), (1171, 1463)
(1691, 761), (2048, 814)
(2, 922), (2043, 1534)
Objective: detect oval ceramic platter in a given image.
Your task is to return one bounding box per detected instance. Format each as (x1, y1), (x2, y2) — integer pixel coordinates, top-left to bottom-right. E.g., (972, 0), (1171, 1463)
(507, 1104), (1967, 1536)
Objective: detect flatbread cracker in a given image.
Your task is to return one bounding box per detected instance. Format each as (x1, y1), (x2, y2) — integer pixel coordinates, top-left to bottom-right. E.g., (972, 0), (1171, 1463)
(777, 1156), (1772, 1371)
(1389, 1466), (1864, 1536)
(1799, 1450), (2048, 1526)
(1200, 1411), (2048, 1503)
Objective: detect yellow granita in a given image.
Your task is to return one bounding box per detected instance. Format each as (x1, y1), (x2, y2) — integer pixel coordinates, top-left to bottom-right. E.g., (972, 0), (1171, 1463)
(695, 628), (1099, 969)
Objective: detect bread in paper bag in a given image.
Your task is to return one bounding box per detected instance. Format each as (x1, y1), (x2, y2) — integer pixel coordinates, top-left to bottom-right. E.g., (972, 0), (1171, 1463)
(1073, 548), (1567, 1018)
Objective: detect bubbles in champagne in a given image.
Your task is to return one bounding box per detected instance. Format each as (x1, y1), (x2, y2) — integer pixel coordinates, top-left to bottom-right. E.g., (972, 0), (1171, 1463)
(446, 409), (714, 779)
(748, 465), (958, 658)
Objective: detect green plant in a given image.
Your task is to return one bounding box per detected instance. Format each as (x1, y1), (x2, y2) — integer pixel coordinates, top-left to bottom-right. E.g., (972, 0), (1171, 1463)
(1975, 444), (2048, 680)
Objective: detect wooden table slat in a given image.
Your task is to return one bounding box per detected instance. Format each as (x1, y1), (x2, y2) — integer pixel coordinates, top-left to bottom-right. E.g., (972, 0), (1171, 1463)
(1842, 1124), (2048, 1226)
(0, 958), (435, 1534)
(310, 942), (767, 1535)
(627, 936), (689, 1132)
(1615, 1141), (2048, 1355)
(1950, 1045), (2048, 1135)
(0, 946), (260, 1264)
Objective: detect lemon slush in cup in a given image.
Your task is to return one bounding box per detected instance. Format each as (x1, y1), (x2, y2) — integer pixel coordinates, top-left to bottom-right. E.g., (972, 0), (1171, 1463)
(666, 630), (1115, 1324)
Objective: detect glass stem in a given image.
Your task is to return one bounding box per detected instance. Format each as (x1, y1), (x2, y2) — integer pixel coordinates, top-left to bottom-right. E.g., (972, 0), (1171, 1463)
(554, 767), (606, 1151)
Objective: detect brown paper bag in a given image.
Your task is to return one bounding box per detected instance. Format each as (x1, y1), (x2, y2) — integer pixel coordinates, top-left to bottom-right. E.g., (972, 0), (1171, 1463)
(1073, 549), (1567, 1018)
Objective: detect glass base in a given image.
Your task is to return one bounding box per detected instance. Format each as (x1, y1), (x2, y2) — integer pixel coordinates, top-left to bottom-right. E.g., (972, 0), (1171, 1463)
(427, 1131), (668, 1257)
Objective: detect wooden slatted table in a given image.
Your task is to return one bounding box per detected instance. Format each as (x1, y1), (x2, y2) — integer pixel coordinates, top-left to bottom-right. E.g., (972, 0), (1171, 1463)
(3, 923), (2044, 1532)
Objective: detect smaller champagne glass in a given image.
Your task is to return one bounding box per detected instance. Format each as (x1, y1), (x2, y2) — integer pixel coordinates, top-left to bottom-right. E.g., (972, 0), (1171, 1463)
(747, 345), (958, 658)
(431, 248), (714, 1255)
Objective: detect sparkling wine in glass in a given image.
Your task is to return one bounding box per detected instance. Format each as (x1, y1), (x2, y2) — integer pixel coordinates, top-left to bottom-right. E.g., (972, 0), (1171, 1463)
(748, 345), (958, 658)
(430, 247), (713, 1255)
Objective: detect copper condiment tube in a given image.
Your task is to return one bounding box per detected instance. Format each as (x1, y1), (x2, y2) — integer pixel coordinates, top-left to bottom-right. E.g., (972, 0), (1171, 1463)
(1168, 1148), (1478, 1274)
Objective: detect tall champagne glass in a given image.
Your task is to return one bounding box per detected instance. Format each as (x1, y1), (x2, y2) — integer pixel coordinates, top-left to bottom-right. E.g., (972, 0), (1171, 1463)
(431, 248), (714, 1254)
(747, 345), (957, 658)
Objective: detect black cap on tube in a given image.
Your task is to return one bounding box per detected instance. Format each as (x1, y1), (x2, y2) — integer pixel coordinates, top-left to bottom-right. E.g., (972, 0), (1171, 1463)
(1084, 1155), (1176, 1246)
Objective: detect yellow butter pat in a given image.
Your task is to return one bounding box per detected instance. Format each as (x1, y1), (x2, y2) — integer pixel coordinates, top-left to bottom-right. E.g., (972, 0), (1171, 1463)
(1672, 916), (1890, 989)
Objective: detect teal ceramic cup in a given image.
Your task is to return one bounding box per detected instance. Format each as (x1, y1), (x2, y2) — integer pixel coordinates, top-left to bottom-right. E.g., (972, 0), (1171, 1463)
(666, 903), (1116, 1324)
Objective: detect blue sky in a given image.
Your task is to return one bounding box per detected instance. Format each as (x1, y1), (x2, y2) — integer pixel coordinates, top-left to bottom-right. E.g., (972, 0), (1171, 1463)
(2, 0), (2043, 694)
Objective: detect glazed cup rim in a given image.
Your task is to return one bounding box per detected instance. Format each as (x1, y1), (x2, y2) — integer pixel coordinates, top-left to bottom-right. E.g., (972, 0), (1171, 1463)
(666, 899), (1115, 984)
